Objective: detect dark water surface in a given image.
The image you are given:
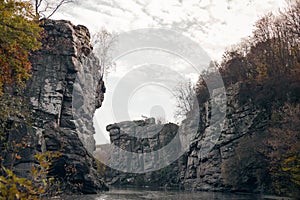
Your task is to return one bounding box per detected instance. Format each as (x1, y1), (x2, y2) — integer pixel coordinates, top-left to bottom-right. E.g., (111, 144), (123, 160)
(62, 188), (286, 200)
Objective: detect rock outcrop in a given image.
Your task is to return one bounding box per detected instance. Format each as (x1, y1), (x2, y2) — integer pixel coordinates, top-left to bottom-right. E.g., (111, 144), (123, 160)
(181, 83), (269, 192)
(101, 83), (271, 193)
(103, 118), (184, 188)
(28, 19), (105, 153)
(9, 19), (107, 194)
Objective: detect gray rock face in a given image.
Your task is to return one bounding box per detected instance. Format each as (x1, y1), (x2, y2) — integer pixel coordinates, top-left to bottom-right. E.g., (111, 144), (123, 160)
(28, 19), (105, 153)
(25, 19), (107, 193)
(182, 83), (269, 192)
(104, 118), (183, 187)
(102, 83), (270, 193)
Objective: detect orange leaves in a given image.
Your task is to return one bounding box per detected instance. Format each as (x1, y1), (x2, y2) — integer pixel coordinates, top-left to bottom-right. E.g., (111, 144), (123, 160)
(15, 154), (21, 160)
(0, 0), (42, 94)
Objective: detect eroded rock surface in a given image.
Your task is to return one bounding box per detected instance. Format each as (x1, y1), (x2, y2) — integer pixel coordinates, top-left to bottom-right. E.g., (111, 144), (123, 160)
(23, 19), (107, 193)
(100, 83), (270, 193)
(181, 83), (269, 192)
(103, 118), (183, 188)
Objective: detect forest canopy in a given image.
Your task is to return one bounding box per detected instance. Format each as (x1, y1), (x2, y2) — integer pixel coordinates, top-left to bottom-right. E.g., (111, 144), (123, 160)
(196, 0), (300, 106)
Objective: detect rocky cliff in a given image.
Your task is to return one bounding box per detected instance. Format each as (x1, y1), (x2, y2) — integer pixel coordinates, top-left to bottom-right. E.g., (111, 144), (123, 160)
(104, 118), (182, 187)
(101, 83), (271, 193)
(5, 19), (107, 194)
(29, 19), (105, 153)
(181, 82), (269, 192)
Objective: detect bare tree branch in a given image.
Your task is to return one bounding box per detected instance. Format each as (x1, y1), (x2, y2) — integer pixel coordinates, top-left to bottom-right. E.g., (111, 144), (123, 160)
(46, 0), (73, 19)
(91, 28), (117, 79)
(173, 80), (195, 119)
(33, 0), (76, 19)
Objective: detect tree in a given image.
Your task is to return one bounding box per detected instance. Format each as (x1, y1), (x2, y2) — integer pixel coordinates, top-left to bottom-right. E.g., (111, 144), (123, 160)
(91, 28), (116, 79)
(221, 134), (269, 192)
(250, 1), (300, 80)
(0, 0), (41, 180)
(173, 80), (195, 119)
(0, 0), (41, 146)
(220, 49), (251, 84)
(0, 0), (42, 95)
(32, 0), (76, 19)
(263, 103), (300, 197)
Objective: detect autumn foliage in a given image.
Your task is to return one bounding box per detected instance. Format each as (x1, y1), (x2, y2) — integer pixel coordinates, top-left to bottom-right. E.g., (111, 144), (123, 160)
(0, 0), (41, 94)
(0, 1), (45, 199)
(219, 1), (299, 85)
(196, 1), (300, 197)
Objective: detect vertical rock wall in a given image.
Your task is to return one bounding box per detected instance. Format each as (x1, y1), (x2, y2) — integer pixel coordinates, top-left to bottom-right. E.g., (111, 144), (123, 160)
(104, 118), (183, 187)
(102, 83), (270, 193)
(25, 19), (107, 193)
(181, 83), (269, 192)
(28, 19), (105, 153)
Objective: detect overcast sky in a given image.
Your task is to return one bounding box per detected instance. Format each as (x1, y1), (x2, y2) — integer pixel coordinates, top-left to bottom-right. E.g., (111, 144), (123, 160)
(53, 0), (286, 144)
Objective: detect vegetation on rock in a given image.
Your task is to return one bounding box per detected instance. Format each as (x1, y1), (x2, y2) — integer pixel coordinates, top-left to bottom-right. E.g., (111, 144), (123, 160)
(0, 0), (41, 94)
(0, 1), (43, 198)
(0, 1), (97, 199)
(195, 1), (300, 197)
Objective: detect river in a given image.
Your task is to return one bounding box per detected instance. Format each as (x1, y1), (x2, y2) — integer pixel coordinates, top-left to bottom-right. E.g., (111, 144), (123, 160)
(62, 188), (284, 200)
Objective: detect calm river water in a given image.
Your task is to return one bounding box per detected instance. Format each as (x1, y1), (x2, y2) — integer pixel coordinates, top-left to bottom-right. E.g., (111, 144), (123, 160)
(62, 188), (284, 200)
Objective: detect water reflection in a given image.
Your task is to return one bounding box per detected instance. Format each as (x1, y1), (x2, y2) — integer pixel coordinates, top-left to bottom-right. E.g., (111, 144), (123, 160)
(64, 188), (263, 200)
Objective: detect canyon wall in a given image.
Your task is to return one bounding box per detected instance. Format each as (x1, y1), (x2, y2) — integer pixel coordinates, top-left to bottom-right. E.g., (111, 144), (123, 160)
(6, 19), (107, 194)
(181, 83), (269, 192)
(104, 118), (182, 187)
(101, 83), (270, 193)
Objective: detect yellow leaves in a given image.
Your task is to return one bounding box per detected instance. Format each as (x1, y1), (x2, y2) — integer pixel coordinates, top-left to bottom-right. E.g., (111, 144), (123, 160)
(42, 178), (47, 187)
(34, 151), (62, 170)
(48, 177), (54, 182)
(263, 103), (300, 196)
(282, 157), (297, 173)
(282, 154), (300, 186)
(33, 151), (59, 175)
(30, 166), (38, 177)
(283, 156), (297, 165)
(0, 0), (42, 94)
(0, 175), (8, 184)
(0, 150), (63, 199)
(0, 168), (39, 200)
(30, 151), (62, 195)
